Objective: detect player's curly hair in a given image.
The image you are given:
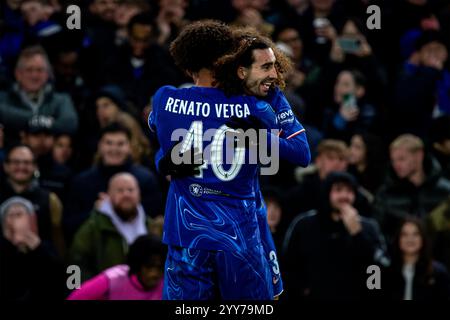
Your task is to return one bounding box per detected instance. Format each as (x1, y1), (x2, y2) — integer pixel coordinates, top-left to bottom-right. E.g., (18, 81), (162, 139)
(213, 27), (293, 96)
(169, 20), (234, 75)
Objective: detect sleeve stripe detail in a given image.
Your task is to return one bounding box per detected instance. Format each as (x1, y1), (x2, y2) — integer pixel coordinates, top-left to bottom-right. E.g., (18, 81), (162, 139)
(286, 129), (306, 140)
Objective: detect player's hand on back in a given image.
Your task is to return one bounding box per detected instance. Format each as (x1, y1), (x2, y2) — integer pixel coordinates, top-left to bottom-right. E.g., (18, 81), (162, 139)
(225, 115), (265, 131)
(159, 142), (204, 178)
(226, 115), (266, 149)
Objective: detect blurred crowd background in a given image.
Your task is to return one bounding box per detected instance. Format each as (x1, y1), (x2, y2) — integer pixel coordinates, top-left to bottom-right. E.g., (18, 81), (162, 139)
(1, 0), (450, 301)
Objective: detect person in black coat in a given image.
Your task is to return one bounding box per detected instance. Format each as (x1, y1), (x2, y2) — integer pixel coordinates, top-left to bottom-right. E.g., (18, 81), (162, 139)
(429, 115), (450, 180)
(100, 13), (183, 111)
(322, 70), (378, 143)
(384, 217), (450, 300)
(373, 134), (450, 245)
(0, 144), (65, 255)
(285, 139), (372, 227)
(283, 172), (389, 300)
(0, 196), (66, 301)
(21, 116), (73, 203)
(64, 123), (162, 243)
(390, 31), (449, 139)
(348, 133), (388, 195)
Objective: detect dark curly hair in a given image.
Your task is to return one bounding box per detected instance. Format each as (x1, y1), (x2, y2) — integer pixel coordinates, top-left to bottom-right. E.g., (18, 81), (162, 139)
(127, 235), (167, 276)
(169, 20), (234, 75)
(213, 27), (293, 96)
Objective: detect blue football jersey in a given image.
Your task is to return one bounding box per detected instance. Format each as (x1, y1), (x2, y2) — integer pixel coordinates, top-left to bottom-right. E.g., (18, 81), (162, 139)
(149, 85), (274, 251)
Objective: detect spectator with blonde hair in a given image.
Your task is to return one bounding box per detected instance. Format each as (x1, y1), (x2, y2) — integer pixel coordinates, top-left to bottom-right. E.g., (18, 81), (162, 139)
(373, 134), (450, 244)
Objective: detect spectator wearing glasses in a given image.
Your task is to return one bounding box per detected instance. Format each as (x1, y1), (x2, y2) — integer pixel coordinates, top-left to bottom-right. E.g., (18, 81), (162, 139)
(0, 145), (65, 257)
(0, 45), (78, 148)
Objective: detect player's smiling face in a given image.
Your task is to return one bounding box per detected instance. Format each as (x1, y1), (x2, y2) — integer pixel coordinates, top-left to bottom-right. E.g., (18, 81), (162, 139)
(239, 48), (277, 97)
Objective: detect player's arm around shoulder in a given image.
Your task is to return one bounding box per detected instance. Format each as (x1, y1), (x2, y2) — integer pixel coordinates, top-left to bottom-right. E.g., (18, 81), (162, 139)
(262, 88), (311, 167)
(148, 85), (178, 132)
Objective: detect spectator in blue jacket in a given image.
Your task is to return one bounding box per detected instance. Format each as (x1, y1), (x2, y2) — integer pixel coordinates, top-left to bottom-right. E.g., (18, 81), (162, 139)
(391, 31), (449, 138)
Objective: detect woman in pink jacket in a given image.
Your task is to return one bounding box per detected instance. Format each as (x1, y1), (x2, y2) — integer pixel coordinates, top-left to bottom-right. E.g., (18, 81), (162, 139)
(68, 235), (165, 300)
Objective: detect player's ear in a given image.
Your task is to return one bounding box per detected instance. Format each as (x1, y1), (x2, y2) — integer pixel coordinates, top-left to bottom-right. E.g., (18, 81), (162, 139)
(237, 66), (247, 80)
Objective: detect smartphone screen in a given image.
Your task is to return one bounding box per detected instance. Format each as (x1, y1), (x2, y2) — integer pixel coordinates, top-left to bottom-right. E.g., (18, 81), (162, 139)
(338, 37), (362, 54)
(343, 93), (358, 110)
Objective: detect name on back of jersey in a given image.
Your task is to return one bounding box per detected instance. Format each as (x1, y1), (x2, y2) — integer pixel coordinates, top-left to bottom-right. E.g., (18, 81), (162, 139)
(164, 97), (251, 118)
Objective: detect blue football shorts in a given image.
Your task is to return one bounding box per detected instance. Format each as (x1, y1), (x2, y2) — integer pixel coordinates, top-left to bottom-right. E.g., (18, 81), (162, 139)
(163, 243), (273, 300)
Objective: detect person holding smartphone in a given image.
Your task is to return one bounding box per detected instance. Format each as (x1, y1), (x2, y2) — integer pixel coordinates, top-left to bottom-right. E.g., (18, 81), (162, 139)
(328, 18), (386, 107)
(323, 69), (378, 142)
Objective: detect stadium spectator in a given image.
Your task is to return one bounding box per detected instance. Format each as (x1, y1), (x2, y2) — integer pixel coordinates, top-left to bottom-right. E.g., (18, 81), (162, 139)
(0, 145), (65, 256)
(348, 133), (387, 195)
(22, 115), (72, 201)
(155, 0), (190, 47)
(429, 115), (450, 180)
(0, 196), (66, 301)
(84, 85), (153, 167)
(77, 85), (134, 169)
(69, 173), (163, 282)
(426, 196), (450, 272)
(323, 70), (378, 142)
(262, 186), (284, 253)
(0, 125), (5, 165)
(373, 134), (450, 244)
(68, 234), (165, 300)
(300, 17), (386, 129)
(266, 0), (310, 28)
(283, 171), (388, 300)
(286, 139), (371, 222)
(114, 0), (151, 46)
(295, 0), (346, 65)
(101, 12), (182, 111)
(52, 45), (90, 110)
(52, 134), (73, 166)
(0, 0), (25, 83)
(80, 0), (119, 88)
(333, 17), (387, 109)
(273, 24), (313, 95)
(384, 217), (450, 300)
(391, 31), (449, 138)
(19, 0), (64, 56)
(0, 45), (78, 147)
(64, 123), (162, 242)
(115, 112), (153, 168)
(230, 0), (274, 37)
